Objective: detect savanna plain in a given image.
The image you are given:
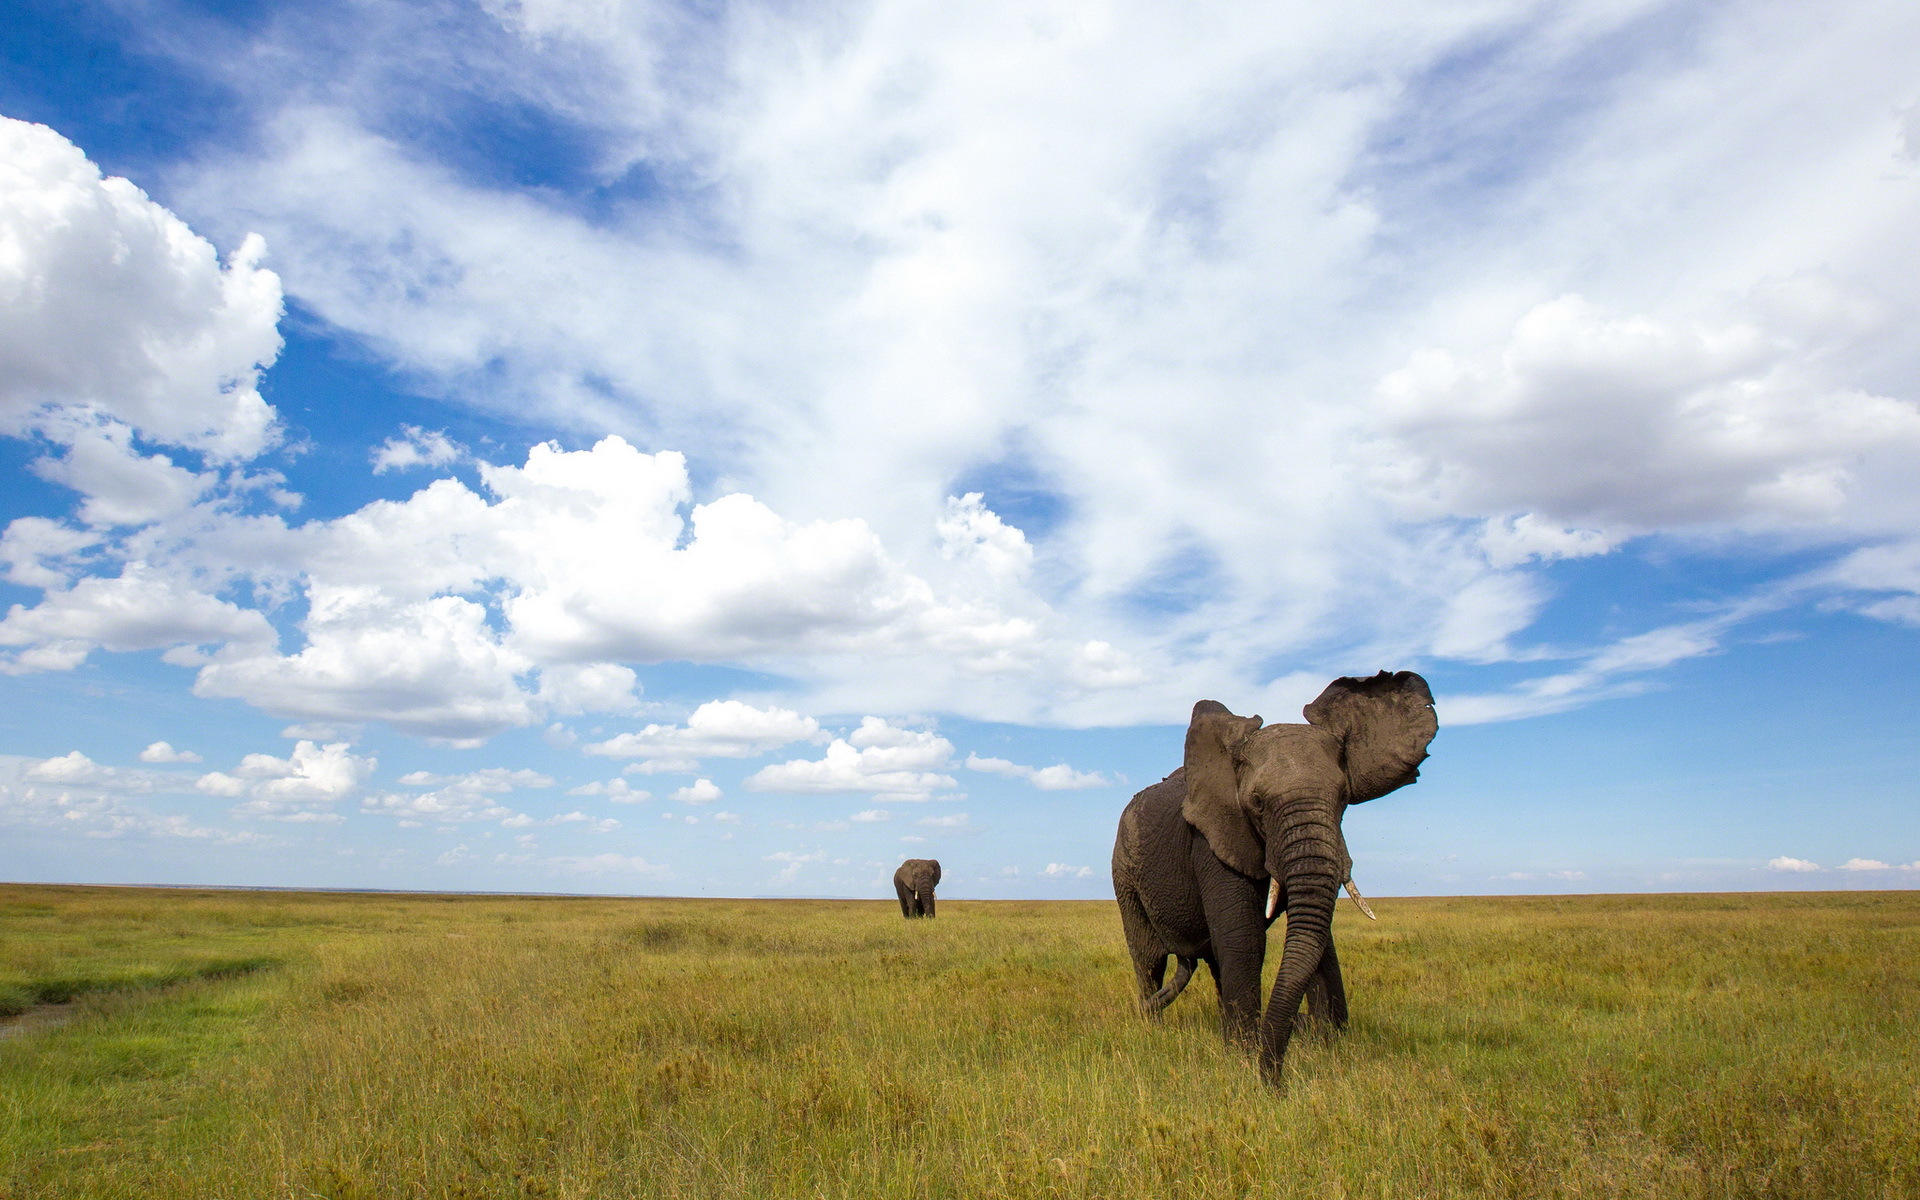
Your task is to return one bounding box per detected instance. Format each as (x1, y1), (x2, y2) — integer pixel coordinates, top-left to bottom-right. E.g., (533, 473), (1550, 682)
(1, 884), (1915, 1199)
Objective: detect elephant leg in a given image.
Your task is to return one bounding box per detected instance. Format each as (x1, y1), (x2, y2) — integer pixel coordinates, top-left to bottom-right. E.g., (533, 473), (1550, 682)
(1194, 851), (1267, 1048)
(1309, 938), (1348, 1030)
(1294, 938), (1350, 1037)
(896, 879), (915, 918)
(922, 892), (935, 919)
(1115, 885), (1172, 1012)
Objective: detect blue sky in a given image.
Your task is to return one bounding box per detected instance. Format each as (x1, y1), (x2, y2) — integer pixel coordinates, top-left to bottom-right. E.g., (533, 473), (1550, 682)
(3, 0), (1917, 898)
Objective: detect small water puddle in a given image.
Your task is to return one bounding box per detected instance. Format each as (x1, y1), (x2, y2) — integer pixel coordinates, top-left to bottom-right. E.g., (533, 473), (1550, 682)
(0, 1001), (77, 1040)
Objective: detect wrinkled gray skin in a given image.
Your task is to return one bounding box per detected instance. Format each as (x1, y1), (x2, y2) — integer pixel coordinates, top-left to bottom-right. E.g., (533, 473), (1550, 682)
(1111, 671), (1437, 1087)
(894, 858), (942, 918)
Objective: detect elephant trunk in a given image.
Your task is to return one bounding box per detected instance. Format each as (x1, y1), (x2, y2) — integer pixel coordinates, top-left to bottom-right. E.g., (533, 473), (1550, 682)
(1258, 790), (1341, 1086)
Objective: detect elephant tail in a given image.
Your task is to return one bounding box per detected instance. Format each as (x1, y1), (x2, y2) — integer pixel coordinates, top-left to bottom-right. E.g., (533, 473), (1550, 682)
(1144, 956), (1197, 1013)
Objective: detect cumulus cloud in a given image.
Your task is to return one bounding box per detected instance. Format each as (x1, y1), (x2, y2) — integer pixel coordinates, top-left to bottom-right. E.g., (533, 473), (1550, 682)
(9, 4), (1920, 745)
(964, 753), (1108, 790)
(26, 751), (126, 787)
(396, 767), (554, 792)
(747, 718), (958, 800)
(764, 850), (824, 883)
(362, 789), (512, 824)
(0, 564), (275, 675)
(567, 778), (651, 803)
(139, 741), (202, 764)
(1767, 856), (1821, 873)
(362, 764), (551, 825)
(0, 118), (281, 459)
(1043, 863), (1094, 879)
(536, 662), (641, 716)
(192, 585), (536, 743)
(372, 426), (462, 473)
(849, 809), (890, 823)
(210, 740), (376, 822)
(0, 518), (98, 590)
(544, 810), (620, 833)
(670, 778), (722, 806)
(585, 698), (819, 763)
(1376, 294), (1920, 534)
(30, 414), (214, 528)
(1, 756), (264, 844)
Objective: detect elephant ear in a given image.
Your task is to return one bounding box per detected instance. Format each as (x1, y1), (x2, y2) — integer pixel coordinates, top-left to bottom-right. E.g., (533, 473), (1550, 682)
(1180, 700), (1266, 878)
(1302, 670), (1437, 803)
(927, 860), (941, 886)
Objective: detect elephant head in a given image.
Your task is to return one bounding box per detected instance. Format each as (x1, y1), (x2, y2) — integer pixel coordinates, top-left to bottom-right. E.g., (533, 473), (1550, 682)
(1181, 670), (1436, 1083)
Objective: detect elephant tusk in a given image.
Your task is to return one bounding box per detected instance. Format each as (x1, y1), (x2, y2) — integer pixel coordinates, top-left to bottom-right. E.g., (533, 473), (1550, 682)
(1266, 878), (1280, 919)
(1344, 878), (1377, 921)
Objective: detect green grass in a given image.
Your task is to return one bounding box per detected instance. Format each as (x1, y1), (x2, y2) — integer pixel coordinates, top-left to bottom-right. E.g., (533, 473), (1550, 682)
(2, 884), (1916, 1198)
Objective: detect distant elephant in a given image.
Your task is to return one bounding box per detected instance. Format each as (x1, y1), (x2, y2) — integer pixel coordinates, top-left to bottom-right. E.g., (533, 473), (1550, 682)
(1111, 671), (1436, 1087)
(894, 858), (941, 918)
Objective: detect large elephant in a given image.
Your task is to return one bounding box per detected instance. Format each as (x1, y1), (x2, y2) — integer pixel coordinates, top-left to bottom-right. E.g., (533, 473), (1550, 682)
(1111, 671), (1436, 1087)
(894, 858), (941, 918)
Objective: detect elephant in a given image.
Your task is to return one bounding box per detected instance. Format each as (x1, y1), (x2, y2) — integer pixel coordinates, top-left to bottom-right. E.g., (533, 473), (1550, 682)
(1110, 671), (1436, 1087)
(894, 858), (941, 918)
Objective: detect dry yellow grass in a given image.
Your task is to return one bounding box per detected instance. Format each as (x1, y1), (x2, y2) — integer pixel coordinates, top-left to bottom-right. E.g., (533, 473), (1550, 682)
(2, 884), (1916, 1198)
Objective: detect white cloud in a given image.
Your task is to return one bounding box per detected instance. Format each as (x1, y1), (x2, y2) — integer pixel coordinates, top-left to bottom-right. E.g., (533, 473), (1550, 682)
(1438, 614), (1740, 725)
(30, 414), (213, 528)
(747, 718), (957, 800)
(194, 771), (247, 798)
(620, 758), (700, 776)
(545, 810), (620, 833)
(1043, 863), (1094, 879)
(1836, 858), (1890, 871)
(0, 117), (282, 460)
(214, 740), (375, 822)
(437, 844), (475, 866)
(26, 751), (123, 787)
(535, 661), (641, 716)
(711, 811), (741, 824)
(0, 518), (98, 590)
(362, 764), (553, 825)
(0, 564), (275, 676)
(396, 767), (554, 793)
(10, 3), (1920, 744)
(1767, 856), (1821, 873)
(567, 778), (651, 803)
(670, 778), (722, 806)
(372, 426), (463, 474)
(918, 813), (970, 829)
(584, 699), (819, 761)
(192, 585), (536, 742)
(964, 753), (1108, 790)
(139, 741), (202, 764)
(362, 789), (512, 824)
(764, 849), (824, 883)
(849, 809), (890, 823)
(1378, 295), (1920, 536)
(0, 756), (263, 844)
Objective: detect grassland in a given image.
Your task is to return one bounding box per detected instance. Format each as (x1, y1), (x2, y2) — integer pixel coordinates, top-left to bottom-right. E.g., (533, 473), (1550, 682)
(1, 884), (1915, 1199)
